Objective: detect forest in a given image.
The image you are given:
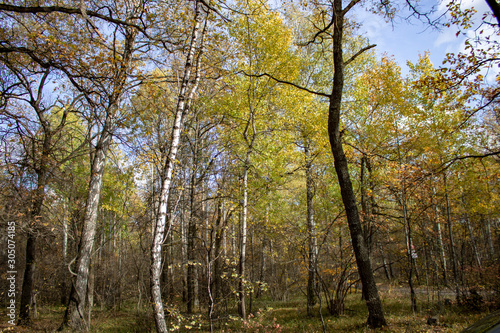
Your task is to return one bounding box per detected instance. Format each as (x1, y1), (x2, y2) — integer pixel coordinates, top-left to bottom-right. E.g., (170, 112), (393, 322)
(0, 0), (499, 332)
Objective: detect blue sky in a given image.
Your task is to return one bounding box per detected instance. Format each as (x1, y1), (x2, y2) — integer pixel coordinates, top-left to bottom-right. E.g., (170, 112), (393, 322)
(352, 0), (495, 76)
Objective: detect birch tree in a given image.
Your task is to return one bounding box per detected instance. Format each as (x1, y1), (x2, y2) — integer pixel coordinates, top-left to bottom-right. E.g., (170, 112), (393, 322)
(149, 1), (208, 331)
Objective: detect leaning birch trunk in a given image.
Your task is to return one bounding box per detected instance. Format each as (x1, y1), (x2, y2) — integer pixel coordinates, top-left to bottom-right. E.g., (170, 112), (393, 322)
(150, 2), (205, 331)
(60, 24), (137, 332)
(62, 113), (114, 331)
(328, 0), (386, 328)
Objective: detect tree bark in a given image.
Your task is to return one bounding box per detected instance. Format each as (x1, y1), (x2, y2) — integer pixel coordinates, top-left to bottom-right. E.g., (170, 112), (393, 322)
(360, 155), (373, 254)
(150, 2), (205, 331)
(443, 173), (459, 297)
(238, 156), (250, 319)
(61, 200), (69, 305)
(18, 161), (48, 325)
(485, 218), (495, 259)
(18, 69), (54, 325)
(187, 135), (199, 314)
(62, 116), (114, 331)
(432, 186), (448, 284)
(18, 232), (37, 324)
(256, 206), (268, 299)
(60, 22), (137, 331)
(305, 141), (317, 316)
(465, 213), (482, 268)
(402, 189), (417, 313)
(211, 200), (226, 318)
(327, 0), (386, 328)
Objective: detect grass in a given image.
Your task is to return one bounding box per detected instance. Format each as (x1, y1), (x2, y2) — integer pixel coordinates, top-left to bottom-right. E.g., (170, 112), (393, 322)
(0, 288), (496, 332)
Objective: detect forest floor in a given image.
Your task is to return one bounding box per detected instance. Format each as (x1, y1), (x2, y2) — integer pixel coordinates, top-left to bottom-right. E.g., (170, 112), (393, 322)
(0, 285), (498, 332)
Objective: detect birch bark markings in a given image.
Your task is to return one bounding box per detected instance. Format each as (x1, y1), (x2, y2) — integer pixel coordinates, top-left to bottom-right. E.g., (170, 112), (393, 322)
(238, 153), (250, 318)
(150, 2), (206, 331)
(432, 186), (448, 284)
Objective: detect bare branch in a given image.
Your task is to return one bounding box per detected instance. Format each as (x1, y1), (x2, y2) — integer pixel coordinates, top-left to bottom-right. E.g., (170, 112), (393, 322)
(343, 0), (362, 16)
(0, 4), (138, 27)
(344, 44), (376, 66)
(242, 71), (330, 98)
(199, 0), (230, 21)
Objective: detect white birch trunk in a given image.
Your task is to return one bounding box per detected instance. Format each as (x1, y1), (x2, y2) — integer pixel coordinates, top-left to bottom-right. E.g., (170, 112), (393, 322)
(238, 158), (249, 318)
(150, 2), (205, 331)
(432, 186), (448, 284)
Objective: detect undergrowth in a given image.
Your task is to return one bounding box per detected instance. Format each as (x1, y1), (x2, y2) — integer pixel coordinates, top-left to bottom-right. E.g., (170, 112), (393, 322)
(0, 287), (497, 332)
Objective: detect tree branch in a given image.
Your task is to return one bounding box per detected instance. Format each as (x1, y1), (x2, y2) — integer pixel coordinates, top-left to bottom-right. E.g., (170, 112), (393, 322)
(344, 44), (376, 66)
(242, 71), (330, 98)
(0, 4), (146, 35)
(343, 0), (362, 16)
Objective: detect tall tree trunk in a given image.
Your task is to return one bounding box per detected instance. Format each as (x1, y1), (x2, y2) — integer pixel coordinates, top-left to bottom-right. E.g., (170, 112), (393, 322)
(150, 3), (205, 331)
(305, 141), (317, 316)
(18, 230), (37, 324)
(60, 23), (137, 332)
(181, 202), (188, 303)
(328, 0), (386, 327)
(62, 118), (113, 331)
(238, 157), (250, 318)
(485, 217), (495, 260)
(211, 200), (225, 318)
(432, 186), (448, 284)
(465, 213), (482, 268)
(402, 188), (417, 312)
(87, 257), (95, 325)
(444, 174), (459, 298)
(187, 143), (198, 314)
(18, 178), (44, 324)
(18, 126), (52, 325)
(256, 206), (268, 299)
(360, 154), (374, 254)
(61, 200), (69, 305)
(378, 241), (392, 281)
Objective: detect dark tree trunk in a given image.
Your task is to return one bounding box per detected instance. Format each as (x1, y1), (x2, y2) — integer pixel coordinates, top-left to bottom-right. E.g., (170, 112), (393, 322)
(327, 0), (386, 328)
(187, 141), (199, 314)
(19, 131), (51, 325)
(305, 141), (317, 316)
(18, 233), (37, 324)
(485, 0), (500, 25)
